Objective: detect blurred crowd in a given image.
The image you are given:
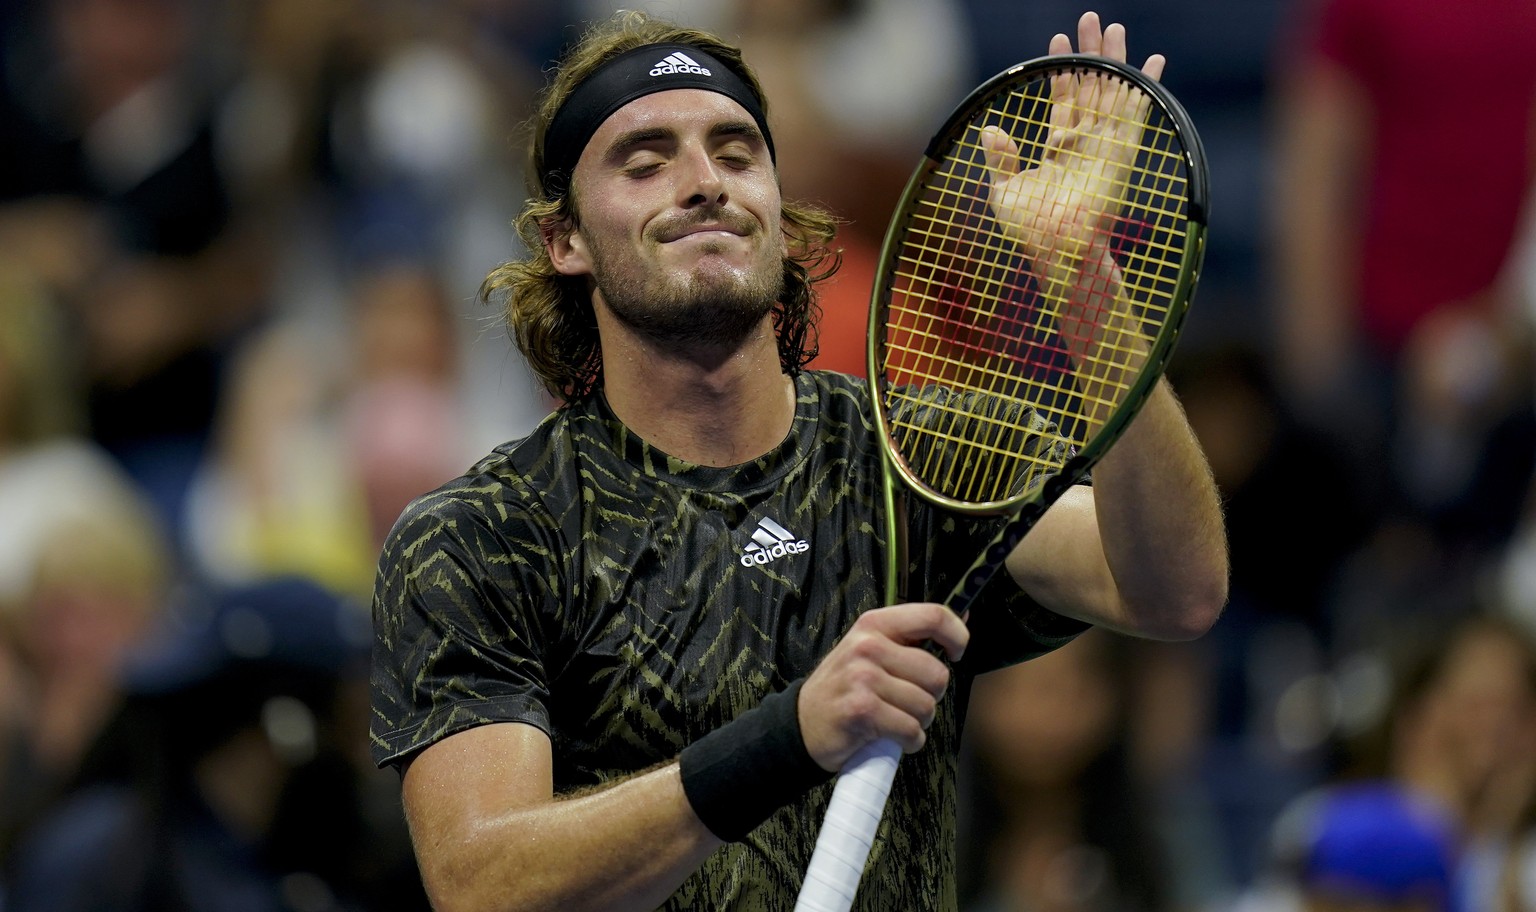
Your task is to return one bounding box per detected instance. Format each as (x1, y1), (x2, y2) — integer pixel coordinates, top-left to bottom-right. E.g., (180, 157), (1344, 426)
(1, 0), (1535, 911)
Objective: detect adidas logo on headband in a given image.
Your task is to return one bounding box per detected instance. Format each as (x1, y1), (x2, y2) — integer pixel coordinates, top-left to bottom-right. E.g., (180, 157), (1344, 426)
(651, 52), (712, 77)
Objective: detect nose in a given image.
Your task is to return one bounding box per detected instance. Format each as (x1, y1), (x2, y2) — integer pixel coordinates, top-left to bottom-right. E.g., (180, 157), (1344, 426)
(676, 144), (727, 209)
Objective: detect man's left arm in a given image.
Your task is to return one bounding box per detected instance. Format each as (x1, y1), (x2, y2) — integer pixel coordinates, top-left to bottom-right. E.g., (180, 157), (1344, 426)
(1004, 376), (1228, 640)
(983, 13), (1227, 641)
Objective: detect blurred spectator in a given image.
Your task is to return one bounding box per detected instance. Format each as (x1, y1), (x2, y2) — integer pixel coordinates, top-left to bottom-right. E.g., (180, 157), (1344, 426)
(0, 499), (172, 861)
(1389, 308), (1536, 567)
(2, 0), (549, 550)
(1268, 0), (1536, 518)
(959, 630), (1179, 912)
(1491, 188), (1536, 636)
(0, 0), (274, 542)
(1121, 638), (1239, 912)
(341, 261), (473, 550)
(72, 246), (245, 542)
(0, 263), (150, 605)
(230, 0), (547, 449)
(1241, 781), (1462, 912)
(0, 186), (176, 866)
(1173, 346), (1372, 642)
(181, 320), (376, 600)
(1329, 306), (1536, 656)
(182, 258), (477, 599)
(1241, 614), (1536, 912)
(0, 0), (232, 255)
(2, 576), (424, 912)
(1383, 617), (1536, 912)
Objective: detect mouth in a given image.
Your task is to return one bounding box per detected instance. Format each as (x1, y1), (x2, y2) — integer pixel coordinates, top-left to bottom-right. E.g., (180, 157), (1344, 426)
(656, 216), (754, 244)
(670, 230), (744, 248)
(665, 226), (743, 243)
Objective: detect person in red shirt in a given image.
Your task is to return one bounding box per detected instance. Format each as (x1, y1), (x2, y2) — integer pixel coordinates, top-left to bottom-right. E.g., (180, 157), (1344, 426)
(1271, 0), (1536, 525)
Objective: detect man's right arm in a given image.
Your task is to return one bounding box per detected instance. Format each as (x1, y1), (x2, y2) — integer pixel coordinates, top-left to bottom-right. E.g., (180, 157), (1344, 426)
(402, 722), (719, 912)
(396, 602), (968, 912)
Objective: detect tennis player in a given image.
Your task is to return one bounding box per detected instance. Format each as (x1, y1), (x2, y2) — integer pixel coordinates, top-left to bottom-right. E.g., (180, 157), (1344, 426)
(370, 10), (1227, 912)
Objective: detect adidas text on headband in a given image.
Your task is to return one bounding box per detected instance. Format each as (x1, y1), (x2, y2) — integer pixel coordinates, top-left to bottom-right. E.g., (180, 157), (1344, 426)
(540, 43), (777, 198)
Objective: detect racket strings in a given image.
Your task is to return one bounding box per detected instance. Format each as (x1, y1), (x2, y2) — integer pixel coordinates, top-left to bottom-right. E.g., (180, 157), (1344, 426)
(881, 68), (1193, 507)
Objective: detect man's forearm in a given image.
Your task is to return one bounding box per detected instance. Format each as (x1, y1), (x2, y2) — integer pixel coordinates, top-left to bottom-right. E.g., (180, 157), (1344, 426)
(411, 762), (721, 912)
(1089, 379), (1228, 639)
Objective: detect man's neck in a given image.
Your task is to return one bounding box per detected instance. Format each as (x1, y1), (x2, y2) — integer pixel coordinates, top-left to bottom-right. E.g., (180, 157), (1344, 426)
(598, 317), (797, 468)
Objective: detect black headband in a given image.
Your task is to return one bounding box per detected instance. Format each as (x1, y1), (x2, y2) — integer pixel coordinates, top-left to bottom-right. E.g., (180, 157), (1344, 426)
(540, 43), (776, 198)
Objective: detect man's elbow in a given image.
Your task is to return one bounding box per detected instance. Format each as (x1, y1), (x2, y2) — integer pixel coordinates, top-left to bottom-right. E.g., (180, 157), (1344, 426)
(414, 838), (521, 912)
(415, 851), (479, 912)
(1126, 571), (1228, 642)
(416, 866), (517, 912)
(1161, 571), (1228, 641)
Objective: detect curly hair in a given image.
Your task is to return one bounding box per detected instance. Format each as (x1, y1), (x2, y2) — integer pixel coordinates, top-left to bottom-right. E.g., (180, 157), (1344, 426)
(479, 11), (843, 403)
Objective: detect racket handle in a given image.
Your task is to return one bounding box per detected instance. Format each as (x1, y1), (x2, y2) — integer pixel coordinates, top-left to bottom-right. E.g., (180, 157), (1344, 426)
(793, 737), (902, 912)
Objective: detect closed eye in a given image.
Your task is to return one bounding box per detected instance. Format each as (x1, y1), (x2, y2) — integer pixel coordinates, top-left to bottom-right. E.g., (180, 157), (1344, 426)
(710, 124), (766, 168)
(622, 159), (664, 178)
(603, 121), (766, 177)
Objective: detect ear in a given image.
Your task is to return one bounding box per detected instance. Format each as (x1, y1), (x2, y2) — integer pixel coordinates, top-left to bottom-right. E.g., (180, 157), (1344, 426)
(543, 217), (593, 277)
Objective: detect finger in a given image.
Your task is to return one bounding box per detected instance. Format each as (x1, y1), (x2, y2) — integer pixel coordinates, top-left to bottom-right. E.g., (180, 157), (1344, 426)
(867, 700), (928, 754)
(876, 675), (940, 727)
(1098, 63), (1135, 127)
(882, 644), (954, 700)
(1049, 67), (1078, 133)
(925, 603), (970, 661)
(859, 602), (969, 661)
(1142, 53), (1166, 82)
(980, 125), (1019, 186)
(1045, 31), (1076, 131)
(1076, 14), (1108, 116)
(864, 678), (943, 754)
(1101, 22), (1127, 63)
(1077, 11), (1103, 55)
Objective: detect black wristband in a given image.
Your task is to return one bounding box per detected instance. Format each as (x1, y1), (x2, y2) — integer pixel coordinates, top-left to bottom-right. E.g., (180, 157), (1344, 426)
(678, 678), (834, 841)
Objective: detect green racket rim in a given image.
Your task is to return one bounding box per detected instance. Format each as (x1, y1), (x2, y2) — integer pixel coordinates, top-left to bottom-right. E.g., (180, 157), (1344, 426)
(866, 53), (1209, 517)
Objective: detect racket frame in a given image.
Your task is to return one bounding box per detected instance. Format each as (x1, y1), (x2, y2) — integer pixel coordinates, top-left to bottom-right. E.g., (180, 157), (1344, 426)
(866, 52), (1209, 607)
(799, 52), (1211, 912)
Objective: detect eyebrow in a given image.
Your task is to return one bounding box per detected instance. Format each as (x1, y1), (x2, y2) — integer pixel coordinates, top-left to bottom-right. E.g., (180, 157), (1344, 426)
(710, 120), (765, 146)
(604, 119), (766, 161)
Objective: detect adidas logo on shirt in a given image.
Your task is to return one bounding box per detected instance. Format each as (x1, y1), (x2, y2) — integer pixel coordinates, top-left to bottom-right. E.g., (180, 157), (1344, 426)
(651, 52), (712, 77)
(739, 516), (809, 567)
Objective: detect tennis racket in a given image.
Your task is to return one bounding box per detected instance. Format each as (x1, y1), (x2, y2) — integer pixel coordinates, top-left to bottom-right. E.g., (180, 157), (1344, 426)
(793, 52), (1209, 912)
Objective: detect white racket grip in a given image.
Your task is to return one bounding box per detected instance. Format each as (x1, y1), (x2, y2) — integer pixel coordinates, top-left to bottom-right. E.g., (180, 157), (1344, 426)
(793, 737), (902, 912)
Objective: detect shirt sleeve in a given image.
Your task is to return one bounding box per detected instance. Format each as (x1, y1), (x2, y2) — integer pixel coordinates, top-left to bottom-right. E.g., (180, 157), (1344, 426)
(960, 567), (1092, 674)
(369, 487), (560, 770)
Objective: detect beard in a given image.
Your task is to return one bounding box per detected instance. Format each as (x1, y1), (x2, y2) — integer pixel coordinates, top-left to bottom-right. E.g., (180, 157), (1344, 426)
(586, 209), (786, 349)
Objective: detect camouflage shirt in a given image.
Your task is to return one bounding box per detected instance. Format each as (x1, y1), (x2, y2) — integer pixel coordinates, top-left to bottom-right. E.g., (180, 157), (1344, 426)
(370, 370), (1087, 911)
